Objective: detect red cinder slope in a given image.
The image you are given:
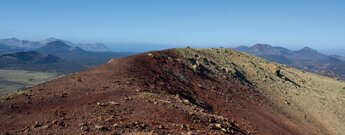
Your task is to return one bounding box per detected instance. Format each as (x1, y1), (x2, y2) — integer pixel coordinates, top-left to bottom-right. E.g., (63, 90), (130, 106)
(0, 49), (316, 134)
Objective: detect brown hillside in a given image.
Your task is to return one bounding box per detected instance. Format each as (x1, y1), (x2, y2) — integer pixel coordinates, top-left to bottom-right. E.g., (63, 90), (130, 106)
(1, 48), (339, 134)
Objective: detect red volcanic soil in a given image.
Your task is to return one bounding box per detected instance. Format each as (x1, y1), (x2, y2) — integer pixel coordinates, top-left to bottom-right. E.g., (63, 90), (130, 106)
(0, 49), (315, 134)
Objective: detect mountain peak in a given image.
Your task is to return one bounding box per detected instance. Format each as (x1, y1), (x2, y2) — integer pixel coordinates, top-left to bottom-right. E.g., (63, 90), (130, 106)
(36, 40), (87, 58)
(293, 46), (326, 59)
(299, 47), (315, 52)
(250, 44), (273, 50)
(46, 40), (71, 47)
(45, 37), (60, 41)
(40, 37), (66, 45)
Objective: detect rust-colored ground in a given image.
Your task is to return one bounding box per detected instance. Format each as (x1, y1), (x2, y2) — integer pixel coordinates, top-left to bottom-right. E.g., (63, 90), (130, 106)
(0, 49), (316, 134)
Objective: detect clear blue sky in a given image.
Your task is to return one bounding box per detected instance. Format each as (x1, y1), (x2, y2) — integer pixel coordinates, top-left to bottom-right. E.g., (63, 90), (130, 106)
(0, 0), (344, 51)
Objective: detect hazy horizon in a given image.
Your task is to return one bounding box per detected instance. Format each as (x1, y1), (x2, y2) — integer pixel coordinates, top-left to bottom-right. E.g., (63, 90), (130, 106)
(1, 0), (345, 52)
(1, 36), (345, 54)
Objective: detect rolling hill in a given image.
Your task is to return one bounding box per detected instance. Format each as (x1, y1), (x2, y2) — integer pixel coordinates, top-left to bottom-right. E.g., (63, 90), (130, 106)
(1, 48), (344, 134)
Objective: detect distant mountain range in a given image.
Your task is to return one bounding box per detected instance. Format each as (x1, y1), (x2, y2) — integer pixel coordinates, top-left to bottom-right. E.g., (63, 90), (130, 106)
(39, 38), (110, 52)
(235, 44), (345, 80)
(0, 38), (134, 73)
(0, 37), (111, 52)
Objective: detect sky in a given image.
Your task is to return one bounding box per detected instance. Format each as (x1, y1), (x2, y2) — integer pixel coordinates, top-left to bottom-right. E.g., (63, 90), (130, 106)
(0, 0), (345, 52)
